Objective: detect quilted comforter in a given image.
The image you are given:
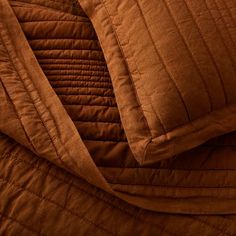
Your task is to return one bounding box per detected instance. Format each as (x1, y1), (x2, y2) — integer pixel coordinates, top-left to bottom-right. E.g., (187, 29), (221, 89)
(1, 0), (236, 235)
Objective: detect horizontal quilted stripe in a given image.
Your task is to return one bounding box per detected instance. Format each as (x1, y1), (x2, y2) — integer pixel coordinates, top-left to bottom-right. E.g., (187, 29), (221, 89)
(3, 0), (236, 217)
(1, 133), (236, 235)
(12, 1), (129, 166)
(11, 0), (87, 16)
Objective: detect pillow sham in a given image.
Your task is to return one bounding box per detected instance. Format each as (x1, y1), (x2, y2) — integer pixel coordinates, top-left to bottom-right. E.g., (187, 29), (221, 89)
(78, 0), (236, 165)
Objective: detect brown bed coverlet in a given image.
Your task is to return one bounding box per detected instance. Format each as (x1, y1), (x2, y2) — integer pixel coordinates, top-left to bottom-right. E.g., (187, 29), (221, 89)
(1, 0), (236, 235)
(79, 0), (236, 165)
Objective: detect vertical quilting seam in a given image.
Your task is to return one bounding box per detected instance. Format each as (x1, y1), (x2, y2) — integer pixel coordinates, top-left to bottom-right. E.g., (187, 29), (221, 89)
(222, 0), (236, 26)
(204, 0), (236, 74)
(0, 176), (115, 235)
(0, 26), (73, 174)
(103, 0), (168, 134)
(99, 0), (154, 139)
(0, 78), (37, 153)
(6, 145), (236, 230)
(63, 180), (72, 209)
(162, 0), (213, 112)
(0, 212), (42, 236)
(212, 0), (236, 53)
(0, 152), (175, 235)
(5, 1), (123, 190)
(136, 0), (191, 123)
(182, 0), (229, 104)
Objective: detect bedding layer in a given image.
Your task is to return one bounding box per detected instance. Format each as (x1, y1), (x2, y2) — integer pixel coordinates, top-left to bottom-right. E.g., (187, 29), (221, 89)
(2, 133), (236, 236)
(12, 0), (131, 166)
(79, 0), (236, 165)
(1, 1), (236, 233)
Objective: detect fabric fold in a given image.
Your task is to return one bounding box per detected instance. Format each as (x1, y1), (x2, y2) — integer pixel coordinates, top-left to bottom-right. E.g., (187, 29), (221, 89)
(2, 0), (236, 214)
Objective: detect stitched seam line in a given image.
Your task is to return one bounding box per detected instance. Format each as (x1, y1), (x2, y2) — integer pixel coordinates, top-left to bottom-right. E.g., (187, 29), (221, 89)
(190, 216), (233, 236)
(20, 19), (89, 23)
(0, 25), (72, 173)
(112, 0), (167, 134)
(182, 0), (234, 103)
(99, 0), (153, 139)
(4, 5), (113, 181)
(11, 0), (82, 14)
(44, 72), (109, 76)
(73, 119), (120, 124)
(11, 0), (79, 9)
(3, 152), (232, 236)
(48, 75), (110, 80)
(81, 138), (126, 143)
(42, 67), (109, 73)
(52, 84), (113, 89)
(212, 0), (236, 53)
(109, 181), (236, 189)
(0, 176), (114, 235)
(135, 0), (191, 125)
(221, 215), (236, 224)
(63, 103), (117, 107)
(76, 118), (122, 125)
(48, 78), (110, 82)
(99, 165), (236, 171)
(50, 80), (111, 85)
(49, 77), (109, 81)
(107, 142), (236, 186)
(41, 62), (106, 67)
(0, 78), (37, 153)
(204, 0), (236, 73)
(41, 66), (107, 71)
(162, 0), (213, 111)
(0, 212), (42, 236)
(105, 0), (169, 135)
(50, 80), (113, 87)
(34, 48), (103, 52)
(3, 149), (235, 234)
(55, 92), (114, 97)
(37, 57), (106, 62)
(0, 142), (18, 160)
(51, 84), (112, 89)
(222, 0), (236, 26)
(37, 59), (106, 64)
(99, 0), (236, 142)
(0, 151), (175, 235)
(83, 139), (126, 143)
(29, 37), (98, 40)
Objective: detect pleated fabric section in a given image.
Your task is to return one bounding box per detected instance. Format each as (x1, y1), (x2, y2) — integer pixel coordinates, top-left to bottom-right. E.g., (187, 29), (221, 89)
(12, 0), (131, 167)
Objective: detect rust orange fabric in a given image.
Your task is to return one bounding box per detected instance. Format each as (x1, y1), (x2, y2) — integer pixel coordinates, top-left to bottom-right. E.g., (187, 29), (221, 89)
(1, 1), (236, 234)
(79, 0), (236, 165)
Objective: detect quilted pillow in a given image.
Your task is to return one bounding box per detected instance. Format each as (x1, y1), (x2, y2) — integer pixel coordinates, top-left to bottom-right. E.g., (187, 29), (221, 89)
(79, 0), (236, 165)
